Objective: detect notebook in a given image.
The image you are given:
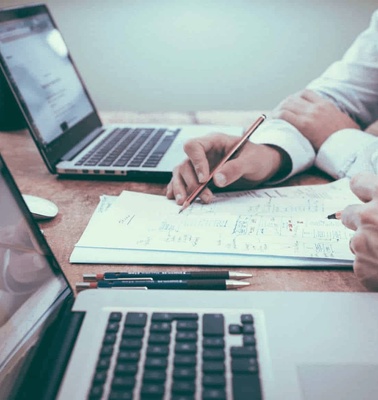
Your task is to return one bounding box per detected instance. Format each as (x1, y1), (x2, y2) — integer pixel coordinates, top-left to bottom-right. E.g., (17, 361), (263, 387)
(0, 4), (243, 181)
(2, 157), (378, 400)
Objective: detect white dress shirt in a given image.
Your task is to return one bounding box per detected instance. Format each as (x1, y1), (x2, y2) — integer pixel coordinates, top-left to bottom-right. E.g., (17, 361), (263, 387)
(252, 9), (378, 181)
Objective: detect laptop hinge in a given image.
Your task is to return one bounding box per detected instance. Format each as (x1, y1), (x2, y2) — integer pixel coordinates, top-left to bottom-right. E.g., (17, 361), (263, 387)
(61, 127), (104, 161)
(14, 294), (85, 400)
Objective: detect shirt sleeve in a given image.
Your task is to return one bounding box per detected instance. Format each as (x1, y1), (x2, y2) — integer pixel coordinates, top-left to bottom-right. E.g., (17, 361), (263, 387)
(315, 129), (378, 178)
(250, 118), (315, 182)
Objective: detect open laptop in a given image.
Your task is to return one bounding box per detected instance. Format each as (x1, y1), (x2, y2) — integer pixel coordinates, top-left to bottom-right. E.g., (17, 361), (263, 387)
(1, 155), (378, 400)
(0, 4), (243, 181)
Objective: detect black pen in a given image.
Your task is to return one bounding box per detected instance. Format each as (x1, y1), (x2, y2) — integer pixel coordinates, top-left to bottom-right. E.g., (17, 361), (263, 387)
(83, 271), (252, 282)
(76, 279), (250, 290)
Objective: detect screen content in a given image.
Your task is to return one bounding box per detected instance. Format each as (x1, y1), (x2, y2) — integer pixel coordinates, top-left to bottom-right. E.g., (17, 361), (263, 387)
(0, 12), (94, 144)
(0, 162), (68, 397)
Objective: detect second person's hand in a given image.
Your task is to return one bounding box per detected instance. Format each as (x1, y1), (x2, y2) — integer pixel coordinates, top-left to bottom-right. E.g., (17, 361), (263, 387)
(166, 132), (289, 205)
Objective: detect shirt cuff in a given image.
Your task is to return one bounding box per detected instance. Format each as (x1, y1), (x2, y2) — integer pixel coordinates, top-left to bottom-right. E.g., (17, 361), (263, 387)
(315, 129), (378, 178)
(251, 119), (316, 183)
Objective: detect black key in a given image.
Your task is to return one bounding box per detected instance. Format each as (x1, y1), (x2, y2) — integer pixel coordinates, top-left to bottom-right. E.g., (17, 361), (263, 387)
(125, 312), (147, 327)
(145, 357), (168, 369)
(231, 346), (257, 358)
(172, 381), (196, 394)
(202, 388), (226, 399)
(119, 338), (143, 349)
(117, 350), (140, 362)
(174, 355), (196, 366)
(202, 361), (225, 373)
(203, 314), (224, 336)
(103, 333), (117, 345)
(88, 385), (103, 399)
(140, 383), (165, 397)
(150, 322), (172, 333)
(108, 391), (133, 400)
(228, 324), (243, 334)
(143, 370), (167, 383)
(243, 335), (256, 346)
(202, 374), (226, 387)
(176, 331), (197, 342)
(241, 314), (254, 324)
(147, 345), (169, 357)
(109, 312), (122, 322)
(242, 324), (255, 334)
(111, 376), (135, 389)
(122, 327), (145, 338)
(114, 363), (138, 376)
(173, 367), (196, 380)
(203, 349), (225, 361)
(177, 321), (198, 331)
(175, 343), (197, 354)
(100, 345), (114, 357)
(231, 358), (258, 373)
(232, 373), (262, 400)
(203, 337), (225, 348)
(148, 333), (170, 345)
(106, 322), (120, 333)
(96, 357), (111, 370)
(92, 370), (107, 384)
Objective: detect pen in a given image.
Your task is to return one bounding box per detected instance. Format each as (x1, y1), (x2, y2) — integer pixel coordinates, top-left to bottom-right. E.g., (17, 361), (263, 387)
(83, 271), (252, 281)
(327, 211), (342, 220)
(76, 279), (250, 290)
(179, 114), (267, 213)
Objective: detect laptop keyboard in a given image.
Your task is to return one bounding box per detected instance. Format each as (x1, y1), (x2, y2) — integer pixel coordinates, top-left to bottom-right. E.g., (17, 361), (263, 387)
(88, 311), (263, 400)
(75, 128), (180, 169)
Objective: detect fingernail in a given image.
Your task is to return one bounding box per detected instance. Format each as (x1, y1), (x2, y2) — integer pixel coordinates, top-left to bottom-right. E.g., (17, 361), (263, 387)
(197, 172), (204, 182)
(175, 194), (182, 202)
(214, 173), (226, 187)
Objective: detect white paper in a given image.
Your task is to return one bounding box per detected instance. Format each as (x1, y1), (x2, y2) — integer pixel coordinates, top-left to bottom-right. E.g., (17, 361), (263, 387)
(71, 179), (358, 267)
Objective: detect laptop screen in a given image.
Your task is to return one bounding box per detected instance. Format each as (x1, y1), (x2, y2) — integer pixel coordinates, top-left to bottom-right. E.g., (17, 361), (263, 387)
(0, 155), (69, 398)
(0, 10), (94, 146)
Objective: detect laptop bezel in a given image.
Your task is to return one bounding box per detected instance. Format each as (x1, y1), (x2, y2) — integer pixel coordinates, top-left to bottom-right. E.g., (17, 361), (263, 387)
(0, 4), (103, 173)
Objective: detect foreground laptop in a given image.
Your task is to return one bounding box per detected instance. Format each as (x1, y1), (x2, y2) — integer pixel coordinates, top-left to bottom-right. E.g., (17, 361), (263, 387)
(0, 4), (243, 181)
(2, 155), (378, 399)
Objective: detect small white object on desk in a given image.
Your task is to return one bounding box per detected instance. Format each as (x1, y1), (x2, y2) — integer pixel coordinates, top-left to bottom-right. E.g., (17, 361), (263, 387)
(22, 194), (58, 221)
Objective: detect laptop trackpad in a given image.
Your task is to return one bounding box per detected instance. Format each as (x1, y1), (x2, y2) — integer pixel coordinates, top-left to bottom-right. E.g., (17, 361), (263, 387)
(297, 364), (378, 400)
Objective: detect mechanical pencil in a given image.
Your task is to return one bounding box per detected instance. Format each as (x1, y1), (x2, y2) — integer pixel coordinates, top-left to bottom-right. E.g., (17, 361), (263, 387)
(83, 271), (252, 282)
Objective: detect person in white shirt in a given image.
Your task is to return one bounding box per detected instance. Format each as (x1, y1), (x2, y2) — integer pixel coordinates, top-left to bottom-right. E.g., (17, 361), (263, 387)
(166, 9), (378, 290)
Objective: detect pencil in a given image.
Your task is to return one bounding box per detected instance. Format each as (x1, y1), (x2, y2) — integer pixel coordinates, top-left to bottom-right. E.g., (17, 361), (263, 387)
(179, 114), (267, 214)
(327, 211), (342, 220)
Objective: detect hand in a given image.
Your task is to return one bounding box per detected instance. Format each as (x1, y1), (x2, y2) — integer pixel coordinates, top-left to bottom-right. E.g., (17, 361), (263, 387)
(271, 89), (360, 151)
(341, 172), (378, 291)
(166, 132), (288, 205)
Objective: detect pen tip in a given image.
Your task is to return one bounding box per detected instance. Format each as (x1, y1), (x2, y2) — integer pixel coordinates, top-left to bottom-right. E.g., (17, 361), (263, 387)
(226, 280), (250, 289)
(229, 272), (253, 279)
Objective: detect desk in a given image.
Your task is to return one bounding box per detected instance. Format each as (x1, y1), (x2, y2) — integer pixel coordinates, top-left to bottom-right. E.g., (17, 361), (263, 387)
(0, 111), (367, 293)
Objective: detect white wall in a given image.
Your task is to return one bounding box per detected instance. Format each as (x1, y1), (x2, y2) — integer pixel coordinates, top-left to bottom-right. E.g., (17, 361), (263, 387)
(0, 0), (377, 112)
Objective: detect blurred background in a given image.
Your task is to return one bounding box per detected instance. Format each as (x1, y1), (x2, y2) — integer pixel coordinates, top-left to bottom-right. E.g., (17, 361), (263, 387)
(0, 0), (376, 112)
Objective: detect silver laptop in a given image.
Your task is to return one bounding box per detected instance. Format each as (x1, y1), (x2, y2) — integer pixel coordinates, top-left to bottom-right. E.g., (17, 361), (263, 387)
(1, 154), (378, 400)
(0, 4), (243, 181)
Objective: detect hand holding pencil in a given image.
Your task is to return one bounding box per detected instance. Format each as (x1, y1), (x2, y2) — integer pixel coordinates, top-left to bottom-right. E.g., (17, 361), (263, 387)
(166, 114), (289, 207)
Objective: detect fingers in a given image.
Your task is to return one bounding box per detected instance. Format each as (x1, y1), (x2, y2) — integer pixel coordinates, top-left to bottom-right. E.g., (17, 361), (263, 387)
(166, 161), (213, 205)
(349, 172), (378, 203)
(341, 204), (362, 231)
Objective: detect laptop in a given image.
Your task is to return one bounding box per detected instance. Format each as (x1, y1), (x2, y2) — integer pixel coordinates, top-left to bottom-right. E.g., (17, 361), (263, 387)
(0, 4), (243, 181)
(1, 154), (378, 400)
